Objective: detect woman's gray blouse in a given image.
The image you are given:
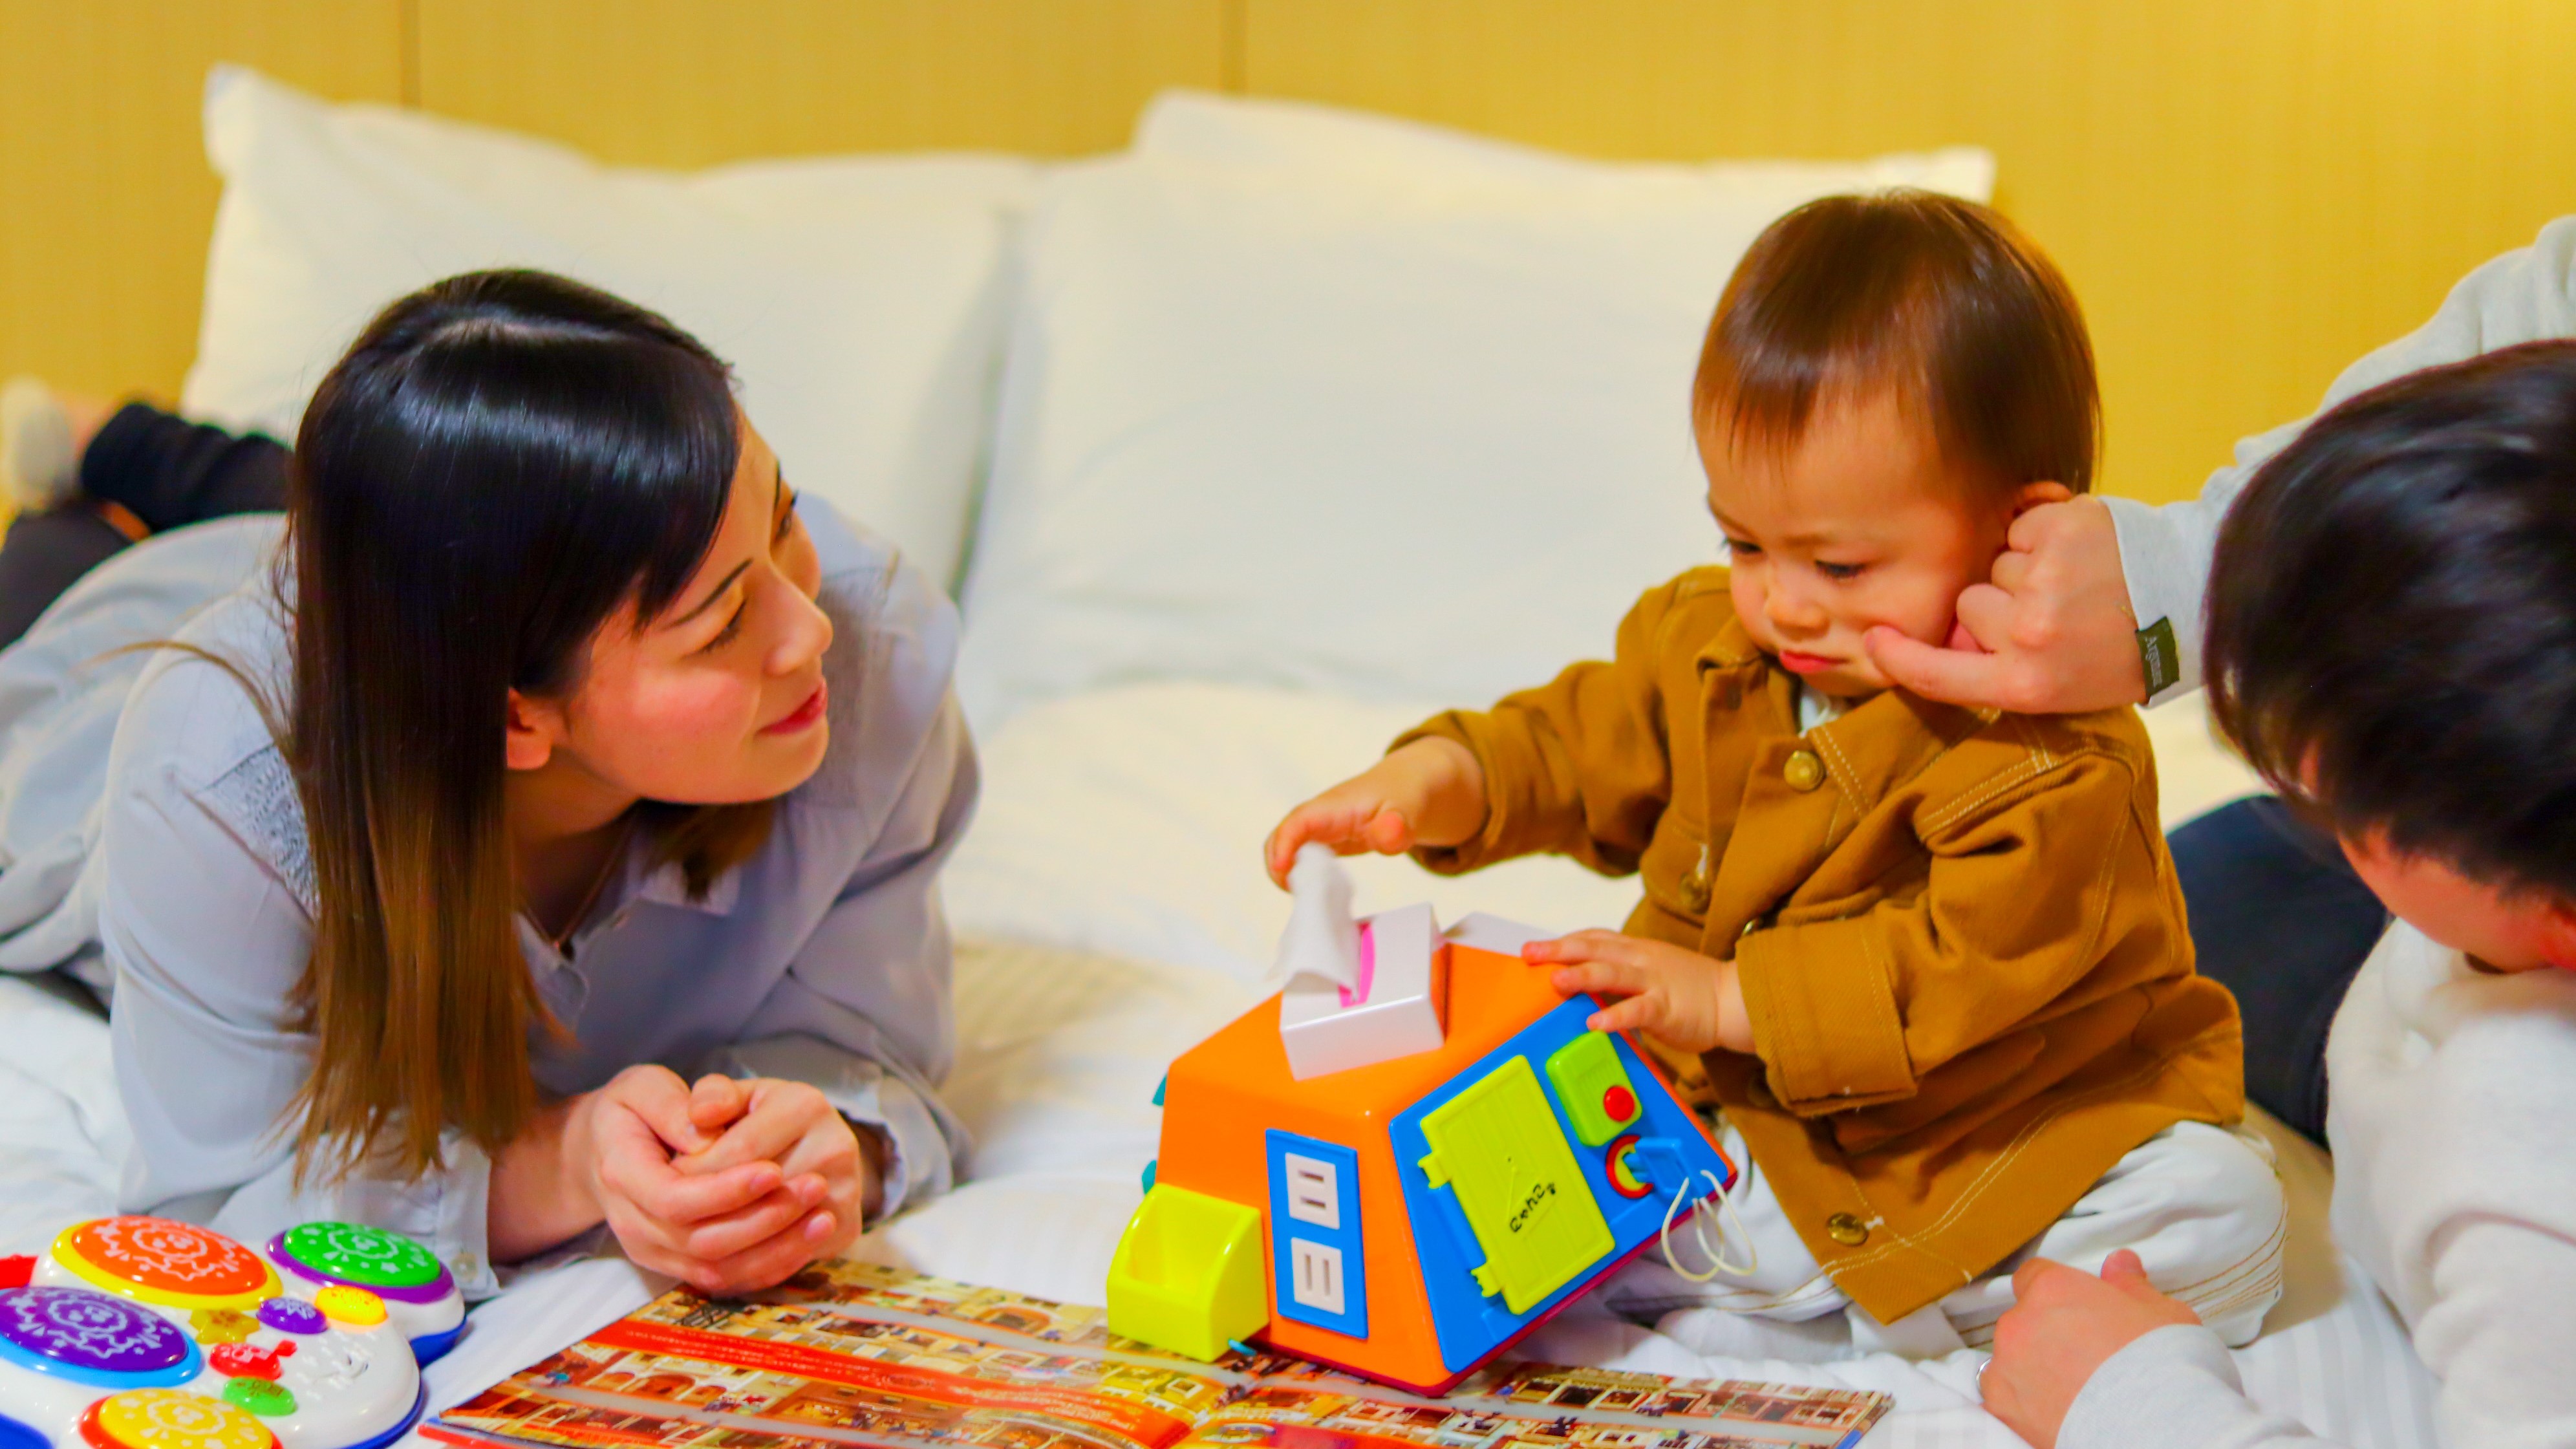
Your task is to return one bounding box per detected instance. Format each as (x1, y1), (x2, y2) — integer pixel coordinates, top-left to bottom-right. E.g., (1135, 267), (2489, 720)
(0, 499), (977, 1296)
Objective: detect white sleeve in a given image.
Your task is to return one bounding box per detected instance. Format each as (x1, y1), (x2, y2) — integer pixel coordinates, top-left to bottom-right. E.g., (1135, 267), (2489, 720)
(2112, 215), (2576, 703)
(102, 664), (503, 1297)
(694, 689), (980, 1218)
(2061, 1218), (2576, 1449)
(2059, 1325), (2332, 1449)
(2406, 1208), (2576, 1447)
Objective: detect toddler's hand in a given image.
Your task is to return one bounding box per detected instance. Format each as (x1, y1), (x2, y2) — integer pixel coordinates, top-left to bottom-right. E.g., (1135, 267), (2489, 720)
(1264, 737), (1487, 886)
(1530, 930), (1754, 1055)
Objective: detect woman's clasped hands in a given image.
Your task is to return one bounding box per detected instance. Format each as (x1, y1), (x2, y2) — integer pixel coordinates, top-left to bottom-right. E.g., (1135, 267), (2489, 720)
(551, 1066), (883, 1294)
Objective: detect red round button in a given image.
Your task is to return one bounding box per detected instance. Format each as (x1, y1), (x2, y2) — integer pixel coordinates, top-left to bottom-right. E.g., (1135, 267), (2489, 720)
(1602, 1084), (1637, 1123)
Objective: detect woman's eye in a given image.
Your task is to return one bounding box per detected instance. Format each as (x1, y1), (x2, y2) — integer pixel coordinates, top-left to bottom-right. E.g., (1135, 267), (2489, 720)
(701, 597), (749, 652)
(1725, 538), (1761, 557)
(774, 488), (801, 543)
(1817, 561), (1866, 581)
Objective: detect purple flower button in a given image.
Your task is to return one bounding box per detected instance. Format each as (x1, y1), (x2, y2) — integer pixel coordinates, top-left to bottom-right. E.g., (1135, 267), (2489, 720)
(254, 1298), (325, 1336)
(0, 1287), (190, 1374)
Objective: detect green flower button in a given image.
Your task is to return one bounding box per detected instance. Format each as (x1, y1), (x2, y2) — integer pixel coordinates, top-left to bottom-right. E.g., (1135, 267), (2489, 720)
(279, 1222), (440, 1289)
(222, 1377), (297, 1417)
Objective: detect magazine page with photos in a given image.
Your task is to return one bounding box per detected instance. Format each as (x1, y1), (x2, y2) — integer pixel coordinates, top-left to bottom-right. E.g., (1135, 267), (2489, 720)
(424, 1261), (1889, 1449)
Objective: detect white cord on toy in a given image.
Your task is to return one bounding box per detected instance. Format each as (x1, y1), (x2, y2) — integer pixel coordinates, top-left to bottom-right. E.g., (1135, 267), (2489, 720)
(1658, 1167), (1760, 1282)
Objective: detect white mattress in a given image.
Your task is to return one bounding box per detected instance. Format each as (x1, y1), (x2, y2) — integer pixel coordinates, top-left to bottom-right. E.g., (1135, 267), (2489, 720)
(0, 683), (2437, 1446)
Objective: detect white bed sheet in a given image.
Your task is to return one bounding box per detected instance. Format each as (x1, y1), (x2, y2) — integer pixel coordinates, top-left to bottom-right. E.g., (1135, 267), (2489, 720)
(0, 684), (2435, 1447)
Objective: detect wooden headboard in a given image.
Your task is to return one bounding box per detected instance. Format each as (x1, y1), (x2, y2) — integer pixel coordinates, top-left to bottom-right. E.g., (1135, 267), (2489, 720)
(4, 0), (2570, 504)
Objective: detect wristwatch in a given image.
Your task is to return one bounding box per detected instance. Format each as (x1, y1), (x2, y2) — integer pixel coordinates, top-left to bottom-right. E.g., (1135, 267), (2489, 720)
(2136, 616), (2181, 698)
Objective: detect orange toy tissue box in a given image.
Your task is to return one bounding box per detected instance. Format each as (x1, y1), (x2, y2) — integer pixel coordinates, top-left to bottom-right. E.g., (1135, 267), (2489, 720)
(1108, 847), (1739, 1395)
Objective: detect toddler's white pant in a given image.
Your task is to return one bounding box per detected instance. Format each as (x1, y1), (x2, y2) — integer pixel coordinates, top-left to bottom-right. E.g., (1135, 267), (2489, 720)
(1598, 1120), (2287, 1357)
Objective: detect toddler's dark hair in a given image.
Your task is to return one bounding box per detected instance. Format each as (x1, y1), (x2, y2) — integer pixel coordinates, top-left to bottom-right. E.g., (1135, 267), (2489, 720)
(2207, 339), (2576, 898)
(1693, 189), (2098, 496)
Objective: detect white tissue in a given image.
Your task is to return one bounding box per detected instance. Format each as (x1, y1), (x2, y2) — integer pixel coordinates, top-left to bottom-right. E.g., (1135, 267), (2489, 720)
(1273, 842), (1363, 993)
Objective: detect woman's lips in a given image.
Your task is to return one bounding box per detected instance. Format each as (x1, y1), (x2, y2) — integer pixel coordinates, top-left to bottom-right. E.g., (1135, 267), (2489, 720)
(763, 681), (828, 735)
(1776, 650), (1838, 676)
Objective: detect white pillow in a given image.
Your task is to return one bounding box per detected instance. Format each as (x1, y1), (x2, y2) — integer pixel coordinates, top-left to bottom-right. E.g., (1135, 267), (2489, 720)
(953, 106), (1993, 726)
(182, 66), (1038, 590)
(1135, 88), (1997, 193)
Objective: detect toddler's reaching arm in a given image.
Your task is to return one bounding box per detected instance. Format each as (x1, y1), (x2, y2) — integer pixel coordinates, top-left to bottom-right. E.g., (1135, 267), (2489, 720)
(1267, 579), (1691, 888)
(1265, 736), (1488, 885)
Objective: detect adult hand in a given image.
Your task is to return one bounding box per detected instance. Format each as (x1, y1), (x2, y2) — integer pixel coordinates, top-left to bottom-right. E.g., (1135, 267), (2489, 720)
(669, 1076), (879, 1286)
(1863, 493), (2149, 714)
(1263, 737), (1487, 886)
(1526, 930), (1752, 1055)
(564, 1066), (826, 1294)
(1982, 1250), (2202, 1448)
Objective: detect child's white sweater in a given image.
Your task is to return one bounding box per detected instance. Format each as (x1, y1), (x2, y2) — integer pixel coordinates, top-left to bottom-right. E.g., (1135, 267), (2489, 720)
(2059, 923), (2576, 1448)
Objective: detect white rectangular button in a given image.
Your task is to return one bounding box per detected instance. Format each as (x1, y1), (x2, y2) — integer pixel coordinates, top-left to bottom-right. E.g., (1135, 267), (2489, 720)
(1289, 1238), (1345, 1315)
(1283, 1154), (1340, 1229)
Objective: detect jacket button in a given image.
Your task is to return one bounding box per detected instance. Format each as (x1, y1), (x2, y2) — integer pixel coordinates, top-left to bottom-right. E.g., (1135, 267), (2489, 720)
(1784, 749), (1825, 791)
(1825, 1212), (1869, 1247)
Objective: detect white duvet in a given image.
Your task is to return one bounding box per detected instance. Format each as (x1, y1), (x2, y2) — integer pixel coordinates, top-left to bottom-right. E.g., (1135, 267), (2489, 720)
(0, 683), (2438, 1447)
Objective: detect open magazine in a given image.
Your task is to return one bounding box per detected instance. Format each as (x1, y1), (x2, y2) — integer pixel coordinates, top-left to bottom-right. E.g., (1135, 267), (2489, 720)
(425, 1260), (1889, 1449)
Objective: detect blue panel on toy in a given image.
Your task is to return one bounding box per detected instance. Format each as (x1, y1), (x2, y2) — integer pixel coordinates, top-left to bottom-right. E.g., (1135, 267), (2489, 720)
(1391, 1001), (1736, 1373)
(0, 1411), (45, 1449)
(411, 1322), (465, 1368)
(1266, 1131), (1367, 1340)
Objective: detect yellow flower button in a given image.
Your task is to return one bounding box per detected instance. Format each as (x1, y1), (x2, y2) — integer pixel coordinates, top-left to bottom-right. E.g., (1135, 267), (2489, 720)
(186, 1308), (259, 1346)
(312, 1285), (386, 1327)
(87, 1390), (275, 1449)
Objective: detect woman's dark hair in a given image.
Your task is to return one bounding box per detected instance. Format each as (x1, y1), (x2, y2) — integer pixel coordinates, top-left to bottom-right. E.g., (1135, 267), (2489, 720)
(1694, 189), (2099, 497)
(284, 268), (772, 1181)
(2206, 339), (2576, 899)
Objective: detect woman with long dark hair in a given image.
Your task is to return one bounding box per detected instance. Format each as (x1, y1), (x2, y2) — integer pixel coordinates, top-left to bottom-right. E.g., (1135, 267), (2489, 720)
(0, 270), (976, 1296)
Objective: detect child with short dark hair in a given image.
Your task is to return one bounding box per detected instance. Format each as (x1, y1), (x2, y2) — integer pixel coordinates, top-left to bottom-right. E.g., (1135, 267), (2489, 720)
(1270, 191), (2283, 1356)
(1985, 340), (2576, 1446)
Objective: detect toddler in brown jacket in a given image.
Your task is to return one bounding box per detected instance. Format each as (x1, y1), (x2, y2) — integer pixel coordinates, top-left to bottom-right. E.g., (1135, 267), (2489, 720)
(1268, 193), (2284, 1358)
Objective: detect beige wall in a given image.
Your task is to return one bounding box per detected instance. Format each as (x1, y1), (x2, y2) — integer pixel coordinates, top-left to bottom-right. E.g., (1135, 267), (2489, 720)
(3, 0), (2572, 503)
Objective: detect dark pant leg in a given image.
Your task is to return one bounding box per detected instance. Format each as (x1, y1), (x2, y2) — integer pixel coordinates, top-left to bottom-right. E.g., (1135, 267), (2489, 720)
(80, 403), (290, 531)
(2169, 797), (2388, 1147)
(0, 508), (131, 649)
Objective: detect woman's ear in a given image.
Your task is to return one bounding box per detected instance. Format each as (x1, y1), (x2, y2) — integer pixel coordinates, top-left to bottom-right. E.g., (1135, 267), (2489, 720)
(505, 689), (563, 773)
(2010, 480), (2076, 519)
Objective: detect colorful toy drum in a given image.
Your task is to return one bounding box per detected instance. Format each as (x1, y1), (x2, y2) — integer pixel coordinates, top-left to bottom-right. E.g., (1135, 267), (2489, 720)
(0, 1217), (459, 1449)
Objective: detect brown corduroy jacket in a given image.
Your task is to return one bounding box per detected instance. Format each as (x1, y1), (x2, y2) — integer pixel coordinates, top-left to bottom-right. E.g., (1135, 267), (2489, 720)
(1399, 566), (2244, 1324)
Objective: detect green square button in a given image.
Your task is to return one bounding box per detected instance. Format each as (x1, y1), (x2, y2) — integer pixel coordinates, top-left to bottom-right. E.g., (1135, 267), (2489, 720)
(1545, 1031), (1640, 1146)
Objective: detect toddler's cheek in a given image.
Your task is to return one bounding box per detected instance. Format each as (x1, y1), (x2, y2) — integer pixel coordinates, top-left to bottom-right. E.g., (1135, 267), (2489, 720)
(1855, 577), (1965, 650)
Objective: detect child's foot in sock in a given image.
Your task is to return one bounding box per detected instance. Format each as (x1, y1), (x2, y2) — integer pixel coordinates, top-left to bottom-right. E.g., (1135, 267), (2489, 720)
(0, 378), (77, 513)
